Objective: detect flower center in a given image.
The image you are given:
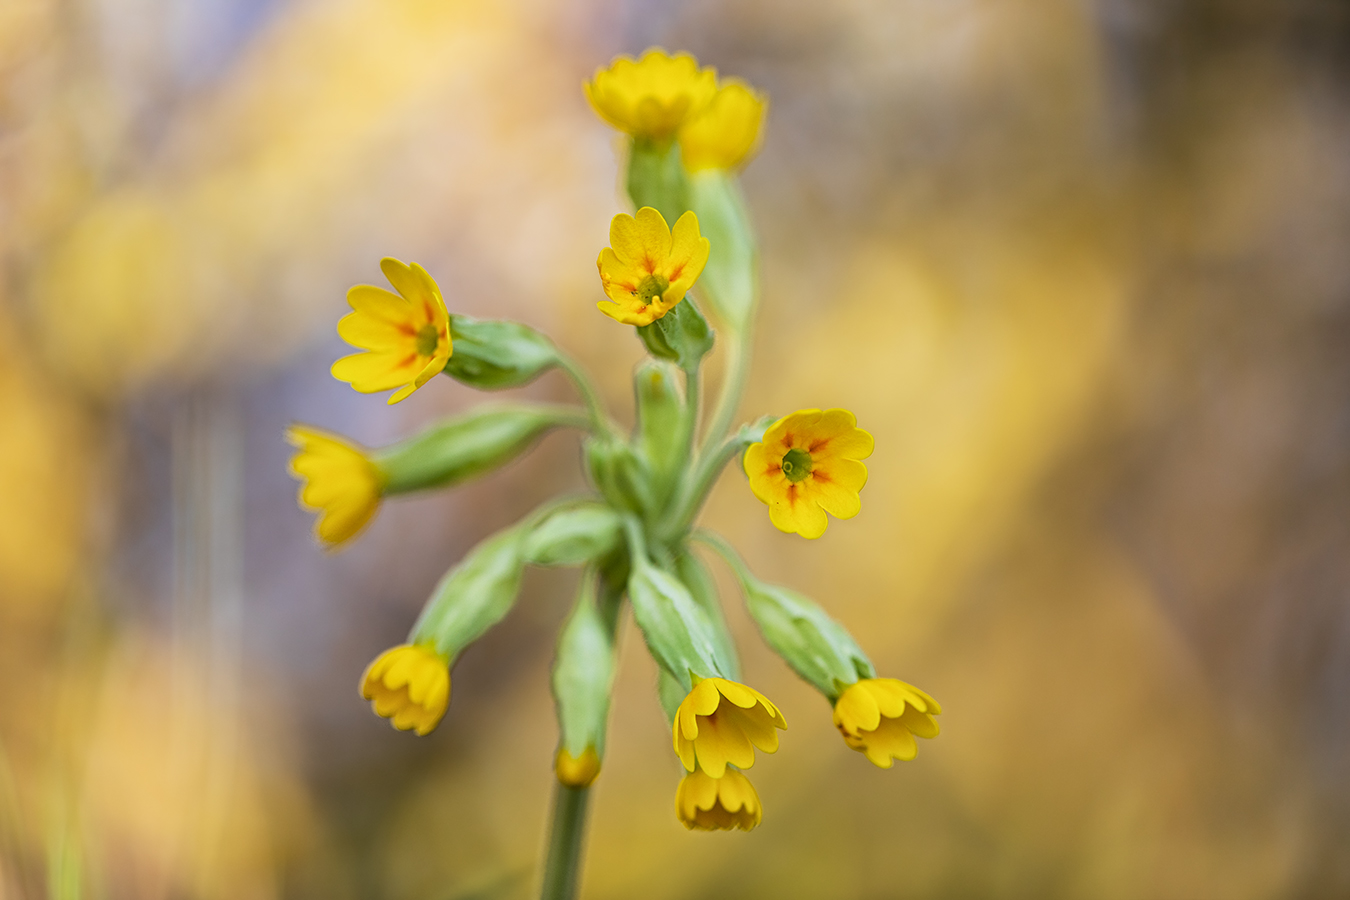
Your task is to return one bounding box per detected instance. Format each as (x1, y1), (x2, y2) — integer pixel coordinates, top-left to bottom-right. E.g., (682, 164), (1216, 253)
(780, 448), (813, 482)
(634, 273), (670, 306)
(414, 323), (440, 356)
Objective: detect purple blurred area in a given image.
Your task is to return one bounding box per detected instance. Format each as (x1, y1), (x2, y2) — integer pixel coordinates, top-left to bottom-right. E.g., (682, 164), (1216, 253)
(3, 0), (1350, 897)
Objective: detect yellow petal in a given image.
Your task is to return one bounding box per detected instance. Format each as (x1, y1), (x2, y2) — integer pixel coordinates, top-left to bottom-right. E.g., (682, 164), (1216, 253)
(812, 455), (869, 495)
(337, 309), (412, 351)
(609, 207), (672, 269)
(809, 472), (863, 520)
(835, 683), (882, 734)
(347, 285), (412, 323)
(331, 349), (424, 392)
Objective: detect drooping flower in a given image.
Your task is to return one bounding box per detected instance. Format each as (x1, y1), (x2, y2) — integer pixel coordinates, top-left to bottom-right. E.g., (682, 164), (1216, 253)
(285, 424), (384, 547)
(833, 678), (941, 768)
(743, 408), (874, 539)
(360, 643), (451, 736)
(554, 746), (602, 788)
(331, 257), (453, 404)
(585, 48), (717, 142)
(673, 676), (786, 777)
(675, 768), (762, 831)
(596, 207), (710, 326)
(679, 81), (767, 172)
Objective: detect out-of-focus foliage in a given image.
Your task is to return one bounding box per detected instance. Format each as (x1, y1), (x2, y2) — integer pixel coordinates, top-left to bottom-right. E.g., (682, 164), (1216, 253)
(2, 0), (1350, 898)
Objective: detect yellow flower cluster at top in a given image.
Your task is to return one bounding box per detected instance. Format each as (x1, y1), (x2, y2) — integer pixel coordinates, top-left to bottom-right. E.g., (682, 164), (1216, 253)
(586, 48), (767, 170)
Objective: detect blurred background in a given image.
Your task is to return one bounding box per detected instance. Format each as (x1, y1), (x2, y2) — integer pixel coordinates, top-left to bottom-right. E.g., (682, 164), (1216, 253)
(3, 0), (1350, 897)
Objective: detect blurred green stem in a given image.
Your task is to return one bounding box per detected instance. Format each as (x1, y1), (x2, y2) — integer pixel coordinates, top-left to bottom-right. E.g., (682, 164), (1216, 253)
(704, 328), (751, 446)
(540, 782), (590, 900)
(557, 353), (617, 437)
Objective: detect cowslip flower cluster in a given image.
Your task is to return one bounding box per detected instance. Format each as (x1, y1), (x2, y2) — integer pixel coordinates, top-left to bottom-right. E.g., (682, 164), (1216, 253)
(286, 47), (941, 896)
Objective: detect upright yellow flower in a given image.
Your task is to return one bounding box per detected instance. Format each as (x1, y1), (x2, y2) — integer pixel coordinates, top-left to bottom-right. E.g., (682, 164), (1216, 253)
(285, 425), (384, 547)
(360, 643), (451, 736)
(833, 678), (941, 768)
(743, 408), (873, 539)
(585, 48), (717, 141)
(679, 81), (767, 171)
(555, 746), (602, 788)
(675, 768), (762, 831)
(597, 207), (710, 326)
(331, 258), (453, 404)
(673, 677), (786, 777)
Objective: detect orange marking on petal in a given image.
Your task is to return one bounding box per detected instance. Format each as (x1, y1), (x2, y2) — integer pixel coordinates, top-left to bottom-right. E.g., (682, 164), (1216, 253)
(668, 263), (685, 280)
(808, 438), (830, 453)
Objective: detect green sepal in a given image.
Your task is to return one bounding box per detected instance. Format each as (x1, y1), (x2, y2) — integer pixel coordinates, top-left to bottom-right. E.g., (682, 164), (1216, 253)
(373, 403), (587, 495)
(626, 138), (688, 225)
(551, 569), (623, 758)
(633, 359), (686, 509)
(636, 299), (713, 371)
(673, 546), (740, 681)
(524, 502), (623, 567)
(700, 531), (874, 700)
(583, 436), (653, 515)
(410, 523), (528, 661)
(442, 315), (558, 390)
(623, 519), (729, 693)
(687, 169), (757, 332)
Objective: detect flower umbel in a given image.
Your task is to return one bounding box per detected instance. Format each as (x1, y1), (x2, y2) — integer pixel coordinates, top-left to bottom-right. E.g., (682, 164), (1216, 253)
(361, 643), (451, 736)
(585, 48), (717, 141)
(285, 425), (384, 547)
(331, 257), (453, 404)
(679, 80), (768, 172)
(675, 768), (762, 831)
(673, 677), (786, 777)
(744, 408), (874, 539)
(833, 678), (941, 768)
(555, 746), (602, 788)
(597, 207), (710, 326)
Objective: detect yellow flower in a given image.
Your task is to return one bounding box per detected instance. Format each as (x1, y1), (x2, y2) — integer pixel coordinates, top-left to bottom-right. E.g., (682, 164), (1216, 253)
(554, 746), (601, 788)
(672, 677), (786, 777)
(584, 48), (717, 141)
(285, 424), (384, 547)
(331, 257), (453, 404)
(596, 207), (710, 326)
(743, 408), (874, 539)
(675, 768), (762, 831)
(360, 644), (451, 736)
(833, 678), (941, 768)
(679, 80), (767, 171)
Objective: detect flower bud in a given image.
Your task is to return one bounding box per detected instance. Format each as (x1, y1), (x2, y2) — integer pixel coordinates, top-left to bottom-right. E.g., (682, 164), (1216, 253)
(624, 523), (730, 692)
(524, 502), (623, 567)
(634, 359), (686, 507)
(374, 403), (587, 495)
(673, 547), (740, 680)
(411, 524), (528, 661)
(443, 315), (559, 390)
(701, 532), (873, 699)
(583, 437), (653, 515)
(678, 81), (767, 173)
(551, 573), (621, 786)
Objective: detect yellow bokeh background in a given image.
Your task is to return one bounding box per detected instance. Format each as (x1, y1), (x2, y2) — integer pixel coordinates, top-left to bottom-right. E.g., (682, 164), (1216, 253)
(3, 1), (1349, 897)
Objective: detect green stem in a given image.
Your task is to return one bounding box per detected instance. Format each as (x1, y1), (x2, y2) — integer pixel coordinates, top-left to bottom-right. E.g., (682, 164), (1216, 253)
(540, 782), (591, 900)
(704, 328), (751, 448)
(658, 428), (753, 542)
(557, 353), (618, 437)
(682, 365), (701, 461)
